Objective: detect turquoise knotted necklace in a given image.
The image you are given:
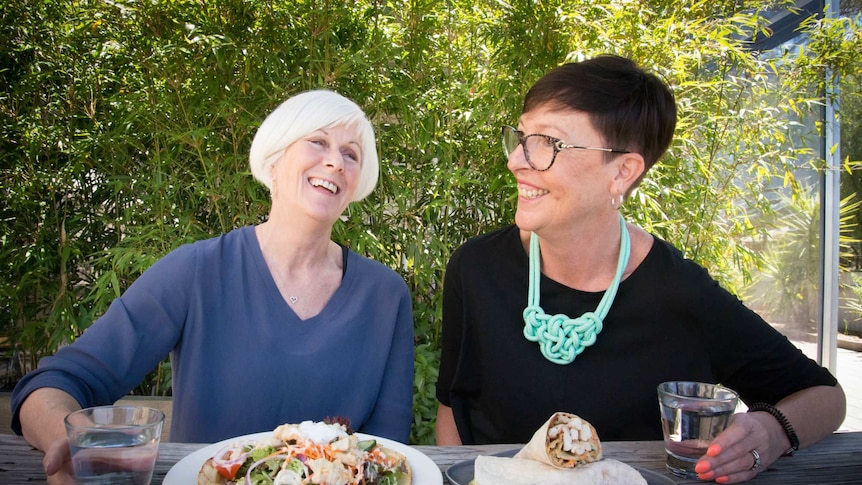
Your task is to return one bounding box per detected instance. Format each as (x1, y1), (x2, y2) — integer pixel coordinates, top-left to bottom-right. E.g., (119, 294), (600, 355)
(522, 214), (631, 365)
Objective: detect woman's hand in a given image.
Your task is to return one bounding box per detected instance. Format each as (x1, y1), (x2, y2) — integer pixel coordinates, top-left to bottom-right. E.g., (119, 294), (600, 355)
(43, 436), (77, 485)
(694, 384), (845, 483)
(693, 411), (788, 484)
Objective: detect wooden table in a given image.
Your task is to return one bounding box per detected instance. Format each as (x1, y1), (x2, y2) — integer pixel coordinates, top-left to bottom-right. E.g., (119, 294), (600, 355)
(1, 432), (860, 484)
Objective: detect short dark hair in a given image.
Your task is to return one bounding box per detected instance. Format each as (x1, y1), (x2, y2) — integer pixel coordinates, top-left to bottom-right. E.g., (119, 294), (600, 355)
(523, 54), (676, 181)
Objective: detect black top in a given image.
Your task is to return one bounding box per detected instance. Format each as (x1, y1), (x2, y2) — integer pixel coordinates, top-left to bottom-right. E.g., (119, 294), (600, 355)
(436, 225), (837, 444)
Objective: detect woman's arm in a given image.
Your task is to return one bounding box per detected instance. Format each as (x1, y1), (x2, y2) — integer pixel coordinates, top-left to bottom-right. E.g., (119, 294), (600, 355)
(435, 403), (462, 445)
(19, 387), (82, 485)
(436, 246), (469, 447)
(20, 387), (80, 451)
(776, 383), (846, 448)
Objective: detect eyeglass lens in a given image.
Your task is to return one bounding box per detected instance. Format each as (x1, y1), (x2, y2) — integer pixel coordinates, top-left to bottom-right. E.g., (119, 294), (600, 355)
(502, 126), (519, 157)
(502, 126), (556, 170)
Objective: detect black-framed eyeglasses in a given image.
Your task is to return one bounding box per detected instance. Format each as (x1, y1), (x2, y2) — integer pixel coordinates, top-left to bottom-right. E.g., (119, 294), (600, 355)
(501, 125), (630, 171)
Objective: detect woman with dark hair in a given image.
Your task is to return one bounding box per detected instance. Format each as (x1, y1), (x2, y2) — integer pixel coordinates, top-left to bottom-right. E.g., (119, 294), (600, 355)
(435, 55), (844, 484)
(12, 90), (414, 485)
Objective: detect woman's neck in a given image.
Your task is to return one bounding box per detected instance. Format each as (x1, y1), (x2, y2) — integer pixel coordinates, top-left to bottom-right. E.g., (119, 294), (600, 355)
(254, 217), (345, 319)
(255, 218), (338, 274)
(524, 215), (625, 292)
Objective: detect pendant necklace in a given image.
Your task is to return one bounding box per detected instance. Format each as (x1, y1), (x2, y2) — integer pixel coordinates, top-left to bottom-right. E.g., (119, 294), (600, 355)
(289, 296), (299, 304)
(522, 214), (631, 365)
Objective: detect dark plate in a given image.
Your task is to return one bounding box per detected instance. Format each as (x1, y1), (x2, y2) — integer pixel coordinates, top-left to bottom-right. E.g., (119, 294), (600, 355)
(445, 449), (676, 485)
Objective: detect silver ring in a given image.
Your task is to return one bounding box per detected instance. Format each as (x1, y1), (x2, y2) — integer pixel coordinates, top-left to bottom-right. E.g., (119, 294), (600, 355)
(749, 449), (761, 471)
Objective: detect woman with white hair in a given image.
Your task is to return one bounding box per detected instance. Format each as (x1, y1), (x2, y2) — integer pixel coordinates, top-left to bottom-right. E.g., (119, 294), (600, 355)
(11, 90), (414, 484)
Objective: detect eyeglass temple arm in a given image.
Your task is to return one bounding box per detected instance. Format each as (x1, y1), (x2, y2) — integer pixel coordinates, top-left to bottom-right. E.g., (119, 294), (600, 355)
(556, 141), (629, 154)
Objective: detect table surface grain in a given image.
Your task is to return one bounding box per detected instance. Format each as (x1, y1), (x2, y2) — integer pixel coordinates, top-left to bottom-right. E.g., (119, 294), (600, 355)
(1, 431), (860, 484)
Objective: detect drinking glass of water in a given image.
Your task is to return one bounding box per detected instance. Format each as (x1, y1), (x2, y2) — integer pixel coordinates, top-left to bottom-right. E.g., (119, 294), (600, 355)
(65, 405), (165, 485)
(657, 381), (739, 479)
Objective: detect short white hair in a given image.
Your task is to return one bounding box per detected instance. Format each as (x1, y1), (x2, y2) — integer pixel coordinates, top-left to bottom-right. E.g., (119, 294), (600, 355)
(249, 90), (379, 202)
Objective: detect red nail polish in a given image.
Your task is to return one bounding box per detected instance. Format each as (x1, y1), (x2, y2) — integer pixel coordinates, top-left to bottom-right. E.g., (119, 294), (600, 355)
(707, 444), (722, 457)
(716, 476), (729, 484)
(698, 471), (715, 480)
(695, 461), (711, 474)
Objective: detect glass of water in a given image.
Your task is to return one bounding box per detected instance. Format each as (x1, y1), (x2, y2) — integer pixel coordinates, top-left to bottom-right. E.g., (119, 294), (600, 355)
(65, 405), (165, 485)
(657, 381), (739, 479)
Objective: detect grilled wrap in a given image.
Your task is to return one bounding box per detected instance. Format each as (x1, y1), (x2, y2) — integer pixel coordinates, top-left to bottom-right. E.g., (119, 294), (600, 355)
(514, 412), (602, 468)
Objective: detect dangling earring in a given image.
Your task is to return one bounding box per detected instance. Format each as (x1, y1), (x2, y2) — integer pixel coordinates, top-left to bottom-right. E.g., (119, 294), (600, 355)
(611, 194), (620, 209)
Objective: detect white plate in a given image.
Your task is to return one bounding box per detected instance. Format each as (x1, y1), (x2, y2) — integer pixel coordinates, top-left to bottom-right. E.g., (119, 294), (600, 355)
(445, 449), (676, 485)
(163, 431), (442, 485)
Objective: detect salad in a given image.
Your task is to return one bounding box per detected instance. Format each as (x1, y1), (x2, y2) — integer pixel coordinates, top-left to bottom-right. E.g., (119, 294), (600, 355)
(197, 419), (411, 485)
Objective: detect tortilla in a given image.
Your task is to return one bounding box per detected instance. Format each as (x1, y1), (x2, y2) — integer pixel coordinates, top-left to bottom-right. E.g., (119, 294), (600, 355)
(379, 444), (412, 485)
(197, 458), (226, 485)
(514, 412), (602, 468)
(473, 455), (647, 485)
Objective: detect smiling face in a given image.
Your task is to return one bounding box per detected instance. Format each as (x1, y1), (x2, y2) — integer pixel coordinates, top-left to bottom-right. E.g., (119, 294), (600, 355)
(269, 123), (362, 225)
(508, 106), (637, 237)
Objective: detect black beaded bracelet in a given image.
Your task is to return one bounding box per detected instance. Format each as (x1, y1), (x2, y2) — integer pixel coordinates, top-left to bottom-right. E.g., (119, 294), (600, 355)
(748, 402), (800, 455)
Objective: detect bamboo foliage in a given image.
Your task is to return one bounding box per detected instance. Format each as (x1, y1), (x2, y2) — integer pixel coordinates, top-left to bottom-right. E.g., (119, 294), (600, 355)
(2, 0), (860, 444)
